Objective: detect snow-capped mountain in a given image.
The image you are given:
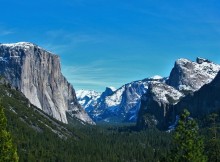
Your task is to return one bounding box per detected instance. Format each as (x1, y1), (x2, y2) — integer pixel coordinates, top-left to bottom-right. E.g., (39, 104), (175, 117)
(137, 57), (220, 130)
(149, 69), (220, 130)
(76, 90), (101, 113)
(173, 70), (220, 118)
(0, 42), (94, 125)
(77, 57), (220, 125)
(77, 77), (165, 123)
(167, 57), (220, 93)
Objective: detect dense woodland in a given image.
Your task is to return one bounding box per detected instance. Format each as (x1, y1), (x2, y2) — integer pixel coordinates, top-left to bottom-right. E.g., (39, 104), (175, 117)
(0, 82), (220, 161)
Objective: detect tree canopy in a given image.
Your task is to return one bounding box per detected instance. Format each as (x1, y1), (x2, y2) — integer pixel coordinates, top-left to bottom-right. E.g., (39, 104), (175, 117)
(169, 109), (207, 162)
(0, 104), (19, 162)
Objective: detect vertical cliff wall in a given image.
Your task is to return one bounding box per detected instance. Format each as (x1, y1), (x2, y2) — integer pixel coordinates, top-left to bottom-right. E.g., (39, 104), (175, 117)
(0, 42), (94, 124)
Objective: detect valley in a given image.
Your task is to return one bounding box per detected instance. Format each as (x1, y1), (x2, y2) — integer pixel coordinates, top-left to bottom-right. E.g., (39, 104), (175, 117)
(0, 42), (220, 161)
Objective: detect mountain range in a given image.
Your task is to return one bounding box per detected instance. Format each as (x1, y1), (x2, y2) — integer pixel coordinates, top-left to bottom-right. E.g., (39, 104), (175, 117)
(77, 57), (220, 126)
(1, 42), (220, 131)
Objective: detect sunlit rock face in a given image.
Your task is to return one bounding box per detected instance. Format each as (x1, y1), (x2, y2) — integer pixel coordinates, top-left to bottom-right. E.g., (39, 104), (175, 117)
(0, 42), (94, 125)
(167, 57), (220, 94)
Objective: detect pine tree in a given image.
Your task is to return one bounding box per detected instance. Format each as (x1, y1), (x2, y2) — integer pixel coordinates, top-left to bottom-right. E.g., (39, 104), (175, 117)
(0, 104), (19, 162)
(169, 109), (207, 162)
(206, 113), (220, 162)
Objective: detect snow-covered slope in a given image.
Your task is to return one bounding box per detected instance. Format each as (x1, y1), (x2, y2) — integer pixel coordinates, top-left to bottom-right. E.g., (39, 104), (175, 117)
(77, 77), (165, 123)
(147, 81), (183, 105)
(76, 90), (101, 113)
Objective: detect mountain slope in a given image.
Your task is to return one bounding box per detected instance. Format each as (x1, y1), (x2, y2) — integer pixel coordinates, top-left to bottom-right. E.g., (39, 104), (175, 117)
(0, 42), (94, 124)
(77, 77), (165, 123)
(137, 81), (183, 129)
(76, 90), (101, 113)
(169, 70), (220, 123)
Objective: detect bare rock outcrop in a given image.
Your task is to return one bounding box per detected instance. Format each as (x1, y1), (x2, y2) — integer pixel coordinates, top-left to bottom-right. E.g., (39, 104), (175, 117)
(0, 42), (94, 124)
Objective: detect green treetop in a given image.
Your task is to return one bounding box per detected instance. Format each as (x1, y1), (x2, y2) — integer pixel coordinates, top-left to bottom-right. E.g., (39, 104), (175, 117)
(0, 104), (19, 162)
(169, 109), (207, 162)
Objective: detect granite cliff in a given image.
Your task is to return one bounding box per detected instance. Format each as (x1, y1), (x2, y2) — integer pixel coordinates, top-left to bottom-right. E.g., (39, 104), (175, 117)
(0, 42), (94, 124)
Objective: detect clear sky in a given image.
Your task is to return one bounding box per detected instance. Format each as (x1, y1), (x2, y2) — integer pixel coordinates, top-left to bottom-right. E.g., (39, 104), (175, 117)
(1, 0), (220, 92)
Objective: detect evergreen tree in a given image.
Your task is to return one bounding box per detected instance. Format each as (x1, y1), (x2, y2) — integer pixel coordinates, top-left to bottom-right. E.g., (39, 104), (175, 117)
(0, 104), (19, 162)
(169, 109), (207, 162)
(206, 113), (220, 162)
(206, 139), (220, 162)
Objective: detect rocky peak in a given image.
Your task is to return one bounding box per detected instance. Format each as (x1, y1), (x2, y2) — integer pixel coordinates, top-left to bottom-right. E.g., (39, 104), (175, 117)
(196, 57), (212, 64)
(167, 58), (220, 93)
(0, 42), (94, 125)
(101, 87), (116, 97)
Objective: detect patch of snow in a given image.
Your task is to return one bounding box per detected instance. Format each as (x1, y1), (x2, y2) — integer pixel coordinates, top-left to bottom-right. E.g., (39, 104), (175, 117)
(105, 86), (125, 107)
(76, 89), (100, 100)
(150, 75), (163, 80)
(1, 42), (34, 49)
(76, 89), (101, 111)
(108, 86), (116, 92)
(0, 57), (8, 63)
(151, 82), (183, 104)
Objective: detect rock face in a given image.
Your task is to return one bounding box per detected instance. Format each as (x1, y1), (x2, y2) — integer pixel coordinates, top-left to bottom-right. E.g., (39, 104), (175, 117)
(170, 71), (220, 122)
(77, 77), (165, 123)
(137, 58), (220, 130)
(0, 42), (94, 124)
(167, 57), (220, 93)
(137, 82), (183, 129)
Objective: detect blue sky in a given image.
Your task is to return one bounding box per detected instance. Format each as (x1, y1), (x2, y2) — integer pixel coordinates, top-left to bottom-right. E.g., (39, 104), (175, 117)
(1, 0), (220, 92)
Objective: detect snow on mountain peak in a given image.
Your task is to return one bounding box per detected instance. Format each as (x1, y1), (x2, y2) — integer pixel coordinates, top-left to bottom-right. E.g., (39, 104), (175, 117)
(76, 57), (220, 124)
(105, 86), (125, 107)
(0, 42), (55, 55)
(76, 90), (101, 111)
(1, 42), (35, 48)
(150, 75), (163, 80)
(168, 57), (220, 92)
(108, 86), (116, 92)
(76, 89), (100, 99)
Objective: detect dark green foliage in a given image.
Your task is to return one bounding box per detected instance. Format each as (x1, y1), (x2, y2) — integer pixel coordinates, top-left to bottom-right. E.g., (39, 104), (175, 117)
(3, 78), (220, 161)
(0, 81), (172, 162)
(204, 113), (220, 162)
(137, 113), (157, 130)
(168, 109), (207, 162)
(206, 139), (220, 162)
(0, 104), (19, 162)
(71, 125), (171, 162)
